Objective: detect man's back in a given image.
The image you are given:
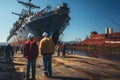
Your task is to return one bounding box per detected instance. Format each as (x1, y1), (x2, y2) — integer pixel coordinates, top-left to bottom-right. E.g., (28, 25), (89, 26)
(39, 37), (54, 54)
(22, 40), (38, 59)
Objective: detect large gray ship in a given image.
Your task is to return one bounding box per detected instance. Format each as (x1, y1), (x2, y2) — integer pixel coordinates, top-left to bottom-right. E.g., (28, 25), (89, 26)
(7, 0), (70, 46)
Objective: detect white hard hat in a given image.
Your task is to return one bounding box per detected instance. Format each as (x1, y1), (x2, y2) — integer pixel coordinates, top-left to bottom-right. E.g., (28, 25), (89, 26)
(42, 32), (48, 37)
(28, 33), (34, 39)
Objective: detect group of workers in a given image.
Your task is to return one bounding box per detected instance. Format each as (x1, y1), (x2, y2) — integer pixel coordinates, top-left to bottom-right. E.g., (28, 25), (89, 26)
(22, 32), (55, 80)
(1, 32), (67, 80)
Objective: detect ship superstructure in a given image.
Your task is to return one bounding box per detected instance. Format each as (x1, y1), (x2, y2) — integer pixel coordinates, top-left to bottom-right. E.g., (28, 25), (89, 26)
(7, 0), (70, 45)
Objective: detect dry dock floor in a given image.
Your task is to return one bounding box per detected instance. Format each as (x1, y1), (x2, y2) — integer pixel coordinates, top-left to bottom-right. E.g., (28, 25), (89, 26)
(0, 52), (120, 80)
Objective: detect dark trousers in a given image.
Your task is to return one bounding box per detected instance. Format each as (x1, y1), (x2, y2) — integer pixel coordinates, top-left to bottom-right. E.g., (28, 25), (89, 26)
(42, 54), (52, 76)
(25, 58), (36, 80)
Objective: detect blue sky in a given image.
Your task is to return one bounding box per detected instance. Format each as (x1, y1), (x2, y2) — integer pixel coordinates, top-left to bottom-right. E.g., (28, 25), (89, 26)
(0, 0), (120, 42)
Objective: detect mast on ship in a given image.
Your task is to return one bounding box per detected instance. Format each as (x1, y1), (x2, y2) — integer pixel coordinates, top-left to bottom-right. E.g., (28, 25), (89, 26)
(17, 0), (40, 14)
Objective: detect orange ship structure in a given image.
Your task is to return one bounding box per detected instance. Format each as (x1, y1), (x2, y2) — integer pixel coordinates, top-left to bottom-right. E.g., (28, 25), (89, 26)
(82, 28), (120, 49)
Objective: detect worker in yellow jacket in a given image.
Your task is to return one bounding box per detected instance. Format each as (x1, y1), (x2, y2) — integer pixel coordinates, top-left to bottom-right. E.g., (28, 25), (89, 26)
(39, 32), (54, 77)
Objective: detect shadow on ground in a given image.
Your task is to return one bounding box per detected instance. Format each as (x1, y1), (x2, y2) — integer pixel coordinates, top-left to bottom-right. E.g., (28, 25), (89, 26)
(51, 76), (90, 80)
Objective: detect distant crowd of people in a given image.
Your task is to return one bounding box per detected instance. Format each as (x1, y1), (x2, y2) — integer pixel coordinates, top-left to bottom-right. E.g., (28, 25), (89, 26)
(0, 32), (67, 80)
(56, 43), (67, 57)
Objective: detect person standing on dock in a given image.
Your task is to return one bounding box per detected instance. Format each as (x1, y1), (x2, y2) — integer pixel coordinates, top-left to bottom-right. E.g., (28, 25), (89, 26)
(39, 32), (54, 77)
(56, 43), (61, 57)
(61, 43), (66, 57)
(5, 44), (13, 63)
(22, 33), (39, 80)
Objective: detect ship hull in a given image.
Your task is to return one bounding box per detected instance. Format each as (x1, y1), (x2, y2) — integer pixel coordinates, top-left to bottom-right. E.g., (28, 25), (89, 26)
(7, 3), (70, 45)
(7, 13), (69, 45)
